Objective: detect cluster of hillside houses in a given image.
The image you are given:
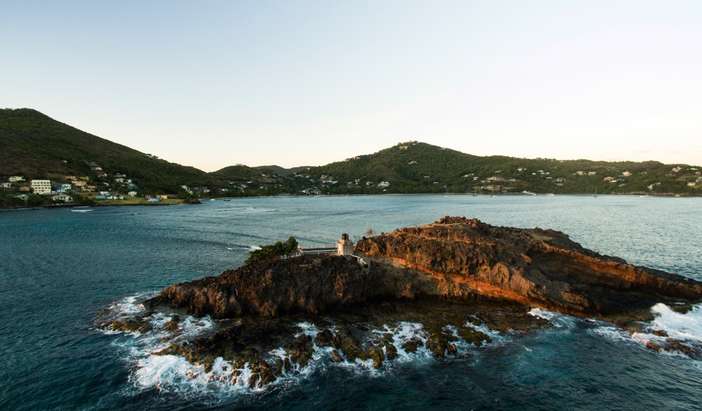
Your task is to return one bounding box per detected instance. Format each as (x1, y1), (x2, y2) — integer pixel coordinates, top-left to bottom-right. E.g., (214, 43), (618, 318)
(1, 176), (77, 203)
(1, 163), (142, 204)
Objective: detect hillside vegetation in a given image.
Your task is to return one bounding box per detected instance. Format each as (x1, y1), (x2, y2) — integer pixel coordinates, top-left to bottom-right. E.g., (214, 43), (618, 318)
(1, 109), (700, 197)
(303, 141), (701, 195)
(0, 108), (209, 193)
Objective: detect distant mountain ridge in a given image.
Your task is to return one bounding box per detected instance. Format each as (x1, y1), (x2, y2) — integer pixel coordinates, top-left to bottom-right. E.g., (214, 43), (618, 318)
(1, 108), (701, 196)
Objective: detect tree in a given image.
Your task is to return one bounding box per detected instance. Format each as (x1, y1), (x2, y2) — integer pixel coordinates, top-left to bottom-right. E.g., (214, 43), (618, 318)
(246, 237), (299, 264)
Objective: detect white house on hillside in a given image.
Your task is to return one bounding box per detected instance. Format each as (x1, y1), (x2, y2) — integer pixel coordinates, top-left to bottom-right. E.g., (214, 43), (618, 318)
(31, 180), (52, 195)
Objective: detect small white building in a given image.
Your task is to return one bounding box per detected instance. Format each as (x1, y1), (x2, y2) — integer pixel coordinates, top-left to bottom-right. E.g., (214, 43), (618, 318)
(31, 179), (52, 195)
(8, 176), (25, 183)
(336, 233), (354, 256)
(377, 181), (391, 188)
(52, 194), (73, 203)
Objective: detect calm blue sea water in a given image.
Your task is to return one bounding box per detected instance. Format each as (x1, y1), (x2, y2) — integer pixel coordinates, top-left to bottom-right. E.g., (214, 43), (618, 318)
(1, 195), (701, 410)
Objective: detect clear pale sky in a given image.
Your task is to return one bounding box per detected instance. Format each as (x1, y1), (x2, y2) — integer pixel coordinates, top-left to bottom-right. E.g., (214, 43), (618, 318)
(3, 0), (701, 171)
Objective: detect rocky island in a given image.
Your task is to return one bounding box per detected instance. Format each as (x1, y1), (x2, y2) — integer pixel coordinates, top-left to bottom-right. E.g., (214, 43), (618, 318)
(102, 217), (702, 389)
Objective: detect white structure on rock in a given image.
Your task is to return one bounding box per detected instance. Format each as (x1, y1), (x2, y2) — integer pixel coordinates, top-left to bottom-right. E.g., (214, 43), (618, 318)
(336, 233), (354, 256)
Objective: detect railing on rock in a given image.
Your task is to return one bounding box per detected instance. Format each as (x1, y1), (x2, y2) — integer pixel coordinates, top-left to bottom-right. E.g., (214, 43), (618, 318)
(299, 247), (336, 255)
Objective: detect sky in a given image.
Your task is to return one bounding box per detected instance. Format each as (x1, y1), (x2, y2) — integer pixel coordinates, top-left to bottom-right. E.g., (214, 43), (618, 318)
(2, 0), (702, 171)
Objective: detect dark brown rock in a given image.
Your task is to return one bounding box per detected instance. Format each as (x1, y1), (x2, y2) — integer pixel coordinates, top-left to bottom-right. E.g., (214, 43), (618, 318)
(651, 329), (669, 337)
(314, 329), (335, 347)
(163, 315), (180, 332)
(146, 254), (411, 318)
(458, 327), (490, 346)
(109, 318), (151, 333)
(384, 341), (398, 360)
(287, 335), (313, 368)
(664, 339), (702, 359)
(402, 338), (422, 353)
(334, 329), (362, 361)
(366, 346), (385, 368)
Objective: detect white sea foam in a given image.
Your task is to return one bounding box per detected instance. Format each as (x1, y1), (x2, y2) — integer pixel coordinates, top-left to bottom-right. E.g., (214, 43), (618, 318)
(109, 294), (147, 316)
(295, 321), (319, 338)
(588, 324), (633, 343)
(442, 325), (474, 352)
(385, 322), (432, 362)
(464, 320), (503, 344)
(240, 207), (276, 214)
(586, 303), (702, 359)
(650, 303), (702, 343)
(528, 307), (576, 328)
(133, 355), (265, 393)
(528, 307), (557, 321)
(180, 316), (215, 338)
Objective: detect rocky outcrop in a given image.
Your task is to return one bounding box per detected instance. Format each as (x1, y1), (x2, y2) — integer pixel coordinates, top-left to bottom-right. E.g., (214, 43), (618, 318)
(127, 216), (702, 384)
(149, 216), (702, 322)
(355, 216), (702, 319)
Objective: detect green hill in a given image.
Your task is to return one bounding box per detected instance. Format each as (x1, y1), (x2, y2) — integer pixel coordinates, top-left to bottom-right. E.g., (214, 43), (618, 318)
(1, 109), (700, 197)
(0, 108), (210, 193)
(303, 141), (701, 195)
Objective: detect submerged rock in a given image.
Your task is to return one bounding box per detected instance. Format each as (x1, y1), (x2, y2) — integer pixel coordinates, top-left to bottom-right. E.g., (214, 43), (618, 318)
(163, 315), (180, 332)
(402, 338), (421, 353)
(108, 318), (152, 334)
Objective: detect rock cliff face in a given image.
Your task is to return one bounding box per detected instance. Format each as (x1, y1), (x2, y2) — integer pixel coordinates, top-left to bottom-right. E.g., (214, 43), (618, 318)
(355, 216), (702, 319)
(147, 254), (436, 318)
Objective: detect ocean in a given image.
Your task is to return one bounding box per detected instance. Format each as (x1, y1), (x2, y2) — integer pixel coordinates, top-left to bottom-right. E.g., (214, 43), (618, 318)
(1, 194), (701, 410)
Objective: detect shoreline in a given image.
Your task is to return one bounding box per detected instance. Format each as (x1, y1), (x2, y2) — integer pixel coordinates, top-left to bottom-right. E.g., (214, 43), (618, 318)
(1, 191), (699, 213)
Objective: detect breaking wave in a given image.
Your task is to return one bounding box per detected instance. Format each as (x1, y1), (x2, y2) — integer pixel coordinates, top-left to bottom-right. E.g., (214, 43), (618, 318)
(226, 244), (262, 252)
(649, 303), (702, 343)
(528, 307), (577, 329)
(588, 303), (702, 359)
